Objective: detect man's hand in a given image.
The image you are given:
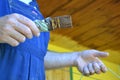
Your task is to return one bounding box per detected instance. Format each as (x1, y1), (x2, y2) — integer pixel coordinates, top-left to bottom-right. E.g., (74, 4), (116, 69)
(45, 50), (109, 76)
(0, 13), (40, 46)
(74, 50), (109, 76)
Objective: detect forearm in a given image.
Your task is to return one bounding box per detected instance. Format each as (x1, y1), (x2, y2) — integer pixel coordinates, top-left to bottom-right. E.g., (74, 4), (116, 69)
(44, 50), (109, 76)
(44, 51), (78, 70)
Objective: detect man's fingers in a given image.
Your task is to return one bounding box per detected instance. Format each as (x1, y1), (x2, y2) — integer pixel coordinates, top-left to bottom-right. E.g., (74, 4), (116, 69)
(13, 21), (33, 39)
(0, 13), (40, 46)
(93, 51), (109, 58)
(16, 14), (40, 36)
(3, 36), (19, 46)
(77, 64), (83, 73)
(88, 63), (95, 75)
(95, 58), (108, 73)
(98, 62), (108, 73)
(83, 66), (90, 76)
(8, 29), (26, 42)
(93, 62), (101, 74)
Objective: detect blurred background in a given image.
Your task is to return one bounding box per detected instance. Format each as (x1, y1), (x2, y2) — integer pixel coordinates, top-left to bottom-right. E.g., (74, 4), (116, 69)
(38, 0), (120, 80)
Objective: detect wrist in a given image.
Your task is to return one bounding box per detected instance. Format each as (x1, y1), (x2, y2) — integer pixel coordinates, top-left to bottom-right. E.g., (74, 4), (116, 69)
(71, 52), (80, 67)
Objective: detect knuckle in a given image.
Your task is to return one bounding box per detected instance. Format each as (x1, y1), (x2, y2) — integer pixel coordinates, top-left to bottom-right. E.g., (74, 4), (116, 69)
(2, 26), (11, 32)
(6, 17), (16, 25)
(11, 13), (19, 18)
(91, 49), (99, 52)
(21, 15), (29, 21)
(6, 17), (14, 24)
(22, 16), (27, 21)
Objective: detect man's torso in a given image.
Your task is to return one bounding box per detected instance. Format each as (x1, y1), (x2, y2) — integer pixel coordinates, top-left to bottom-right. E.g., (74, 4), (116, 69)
(0, 0), (49, 80)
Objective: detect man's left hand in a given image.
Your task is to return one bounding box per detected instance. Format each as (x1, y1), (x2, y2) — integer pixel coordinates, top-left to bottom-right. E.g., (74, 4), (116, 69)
(73, 50), (109, 76)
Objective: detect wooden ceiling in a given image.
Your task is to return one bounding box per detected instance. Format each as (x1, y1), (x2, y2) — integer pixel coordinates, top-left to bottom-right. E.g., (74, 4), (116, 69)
(37, 0), (120, 64)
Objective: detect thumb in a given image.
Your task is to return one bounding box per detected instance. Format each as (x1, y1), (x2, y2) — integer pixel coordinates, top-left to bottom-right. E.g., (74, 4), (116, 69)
(93, 52), (109, 58)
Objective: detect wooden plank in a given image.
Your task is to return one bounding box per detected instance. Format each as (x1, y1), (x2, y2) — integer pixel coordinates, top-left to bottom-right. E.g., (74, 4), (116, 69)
(37, 0), (69, 17)
(46, 68), (70, 80)
(38, 0), (120, 64)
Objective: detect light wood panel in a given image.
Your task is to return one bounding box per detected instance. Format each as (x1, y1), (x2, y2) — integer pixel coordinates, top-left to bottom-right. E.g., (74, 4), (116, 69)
(49, 34), (120, 64)
(38, 0), (120, 80)
(46, 68), (70, 80)
(38, 0), (120, 64)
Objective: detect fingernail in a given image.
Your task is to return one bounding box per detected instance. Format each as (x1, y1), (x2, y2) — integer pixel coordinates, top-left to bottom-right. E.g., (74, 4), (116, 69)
(37, 33), (40, 37)
(91, 71), (95, 74)
(106, 52), (109, 56)
(104, 52), (109, 56)
(28, 35), (33, 39)
(105, 67), (108, 72)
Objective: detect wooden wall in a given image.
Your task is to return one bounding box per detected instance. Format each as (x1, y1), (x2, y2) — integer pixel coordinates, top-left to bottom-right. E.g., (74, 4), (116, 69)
(37, 0), (120, 80)
(46, 68), (70, 80)
(38, 0), (120, 64)
(38, 0), (120, 52)
(47, 44), (120, 80)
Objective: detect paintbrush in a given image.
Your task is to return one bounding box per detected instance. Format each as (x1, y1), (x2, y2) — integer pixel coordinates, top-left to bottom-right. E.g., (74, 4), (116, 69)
(34, 15), (73, 32)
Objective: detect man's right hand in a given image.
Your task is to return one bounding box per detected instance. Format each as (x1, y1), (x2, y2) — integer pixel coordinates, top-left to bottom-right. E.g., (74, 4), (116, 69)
(0, 13), (40, 46)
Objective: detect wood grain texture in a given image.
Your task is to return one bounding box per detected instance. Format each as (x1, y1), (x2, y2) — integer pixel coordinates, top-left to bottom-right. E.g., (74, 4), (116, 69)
(38, 0), (120, 61)
(46, 68), (70, 80)
(37, 0), (120, 63)
(37, 0), (120, 79)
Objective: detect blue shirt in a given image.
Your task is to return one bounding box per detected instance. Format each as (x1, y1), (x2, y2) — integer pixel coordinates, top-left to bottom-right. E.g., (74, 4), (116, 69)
(0, 0), (50, 80)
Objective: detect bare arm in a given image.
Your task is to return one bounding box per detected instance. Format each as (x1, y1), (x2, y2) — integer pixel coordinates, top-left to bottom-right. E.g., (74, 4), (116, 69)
(44, 50), (109, 76)
(44, 51), (77, 69)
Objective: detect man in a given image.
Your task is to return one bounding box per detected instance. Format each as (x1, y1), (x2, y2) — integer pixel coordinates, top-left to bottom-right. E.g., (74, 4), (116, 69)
(0, 0), (109, 80)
